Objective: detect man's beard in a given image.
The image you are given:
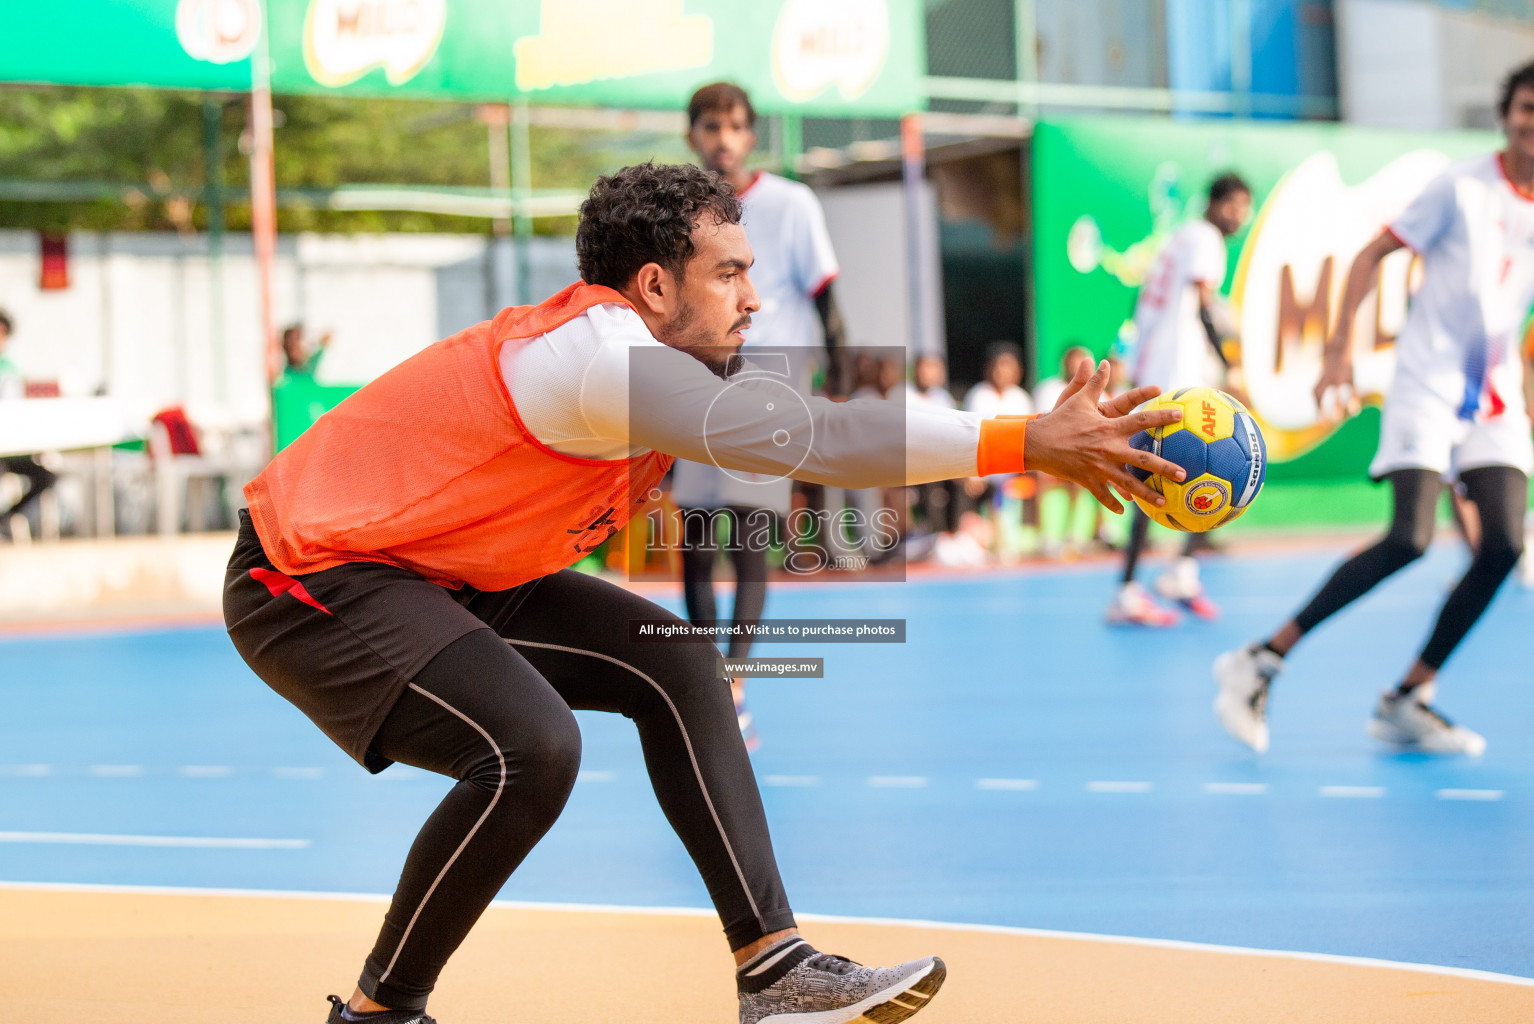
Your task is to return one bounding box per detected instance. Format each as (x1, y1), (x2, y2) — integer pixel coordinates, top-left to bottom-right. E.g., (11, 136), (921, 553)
(664, 303), (750, 378)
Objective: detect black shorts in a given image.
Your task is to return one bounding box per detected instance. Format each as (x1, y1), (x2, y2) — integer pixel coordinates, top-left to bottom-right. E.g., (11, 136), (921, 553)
(224, 511), (543, 771)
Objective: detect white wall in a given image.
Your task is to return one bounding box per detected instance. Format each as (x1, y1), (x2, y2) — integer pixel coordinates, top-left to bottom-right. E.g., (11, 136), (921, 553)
(0, 230), (579, 427)
(818, 181), (946, 355)
(1338, 0), (1534, 130)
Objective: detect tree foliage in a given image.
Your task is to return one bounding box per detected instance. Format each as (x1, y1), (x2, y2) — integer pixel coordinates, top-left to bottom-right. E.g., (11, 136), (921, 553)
(0, 84), (692, 234)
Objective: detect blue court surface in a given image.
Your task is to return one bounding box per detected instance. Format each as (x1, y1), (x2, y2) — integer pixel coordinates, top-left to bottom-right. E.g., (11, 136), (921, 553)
(2, 541), (1531, 979)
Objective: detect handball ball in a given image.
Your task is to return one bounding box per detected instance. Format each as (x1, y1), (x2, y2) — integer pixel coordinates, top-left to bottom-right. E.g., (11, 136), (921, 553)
(1127, 387), (1267, 532)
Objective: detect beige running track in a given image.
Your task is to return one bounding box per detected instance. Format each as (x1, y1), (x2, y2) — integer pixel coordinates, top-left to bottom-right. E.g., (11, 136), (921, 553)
(3, 886), (1531, 1023)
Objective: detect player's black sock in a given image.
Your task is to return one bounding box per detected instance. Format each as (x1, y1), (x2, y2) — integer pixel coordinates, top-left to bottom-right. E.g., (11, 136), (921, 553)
(1260, 640), (1285, 659)
(737, 936), (817, 993)
(330, 995), (431, 1023)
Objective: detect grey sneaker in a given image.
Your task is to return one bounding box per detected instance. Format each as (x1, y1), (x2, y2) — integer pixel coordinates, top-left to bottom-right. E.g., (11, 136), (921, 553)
(1368, 685), (1486, 755)
(325, 994), (436, 1024)
(738, 943), (945, 1024)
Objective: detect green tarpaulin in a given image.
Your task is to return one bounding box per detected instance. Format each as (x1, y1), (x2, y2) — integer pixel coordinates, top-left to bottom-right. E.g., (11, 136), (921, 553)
(1, 0), (923, 115)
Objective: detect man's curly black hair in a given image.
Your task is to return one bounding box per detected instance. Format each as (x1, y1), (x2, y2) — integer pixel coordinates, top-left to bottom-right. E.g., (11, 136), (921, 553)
(1499, 60), (1534, 119)
(576, 162), (742, 290)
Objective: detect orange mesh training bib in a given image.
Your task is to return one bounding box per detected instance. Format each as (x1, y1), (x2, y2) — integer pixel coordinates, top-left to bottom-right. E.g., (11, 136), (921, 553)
(244, 282), (674, 590)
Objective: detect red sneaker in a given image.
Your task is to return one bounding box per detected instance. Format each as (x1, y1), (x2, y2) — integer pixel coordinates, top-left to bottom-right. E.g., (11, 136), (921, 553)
(1105, 582), (1181, 627)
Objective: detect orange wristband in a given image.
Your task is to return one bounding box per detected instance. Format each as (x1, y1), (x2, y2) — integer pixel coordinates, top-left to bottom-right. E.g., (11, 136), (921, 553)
(976, 415), (1036, 476)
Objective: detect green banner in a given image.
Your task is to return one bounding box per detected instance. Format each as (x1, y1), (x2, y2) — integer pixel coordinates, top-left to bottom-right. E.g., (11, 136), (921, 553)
(1032, 116), (1502, 478)
(1, 0), (922, 116)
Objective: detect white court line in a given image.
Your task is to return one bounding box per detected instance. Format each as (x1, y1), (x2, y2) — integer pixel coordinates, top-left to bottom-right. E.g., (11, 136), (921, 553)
(868, 776), (928, 788)
(2, 880), (1530, 989)
(0, 831), (308, 849)
(763, 775), (821, 787)
(576, 770), (615, 783)
(976, 778), (1038, 791)
(88, 765), (144, 778)
(179, 766), (232, 778)
(1087, 781), (1153, 793)
(0, 764), (51, 777)
(1437, 789), (1505, 801)
(1319, 786), (1385, 799)
(1203, 782), (1269, 795)
(272, 767), (325, 779)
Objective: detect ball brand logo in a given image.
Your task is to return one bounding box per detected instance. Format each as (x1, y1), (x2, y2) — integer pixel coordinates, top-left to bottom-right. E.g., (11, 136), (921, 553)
(772, 0), (890, 102)
(176, 0), (261, 65)
(303, 0), (446, 88)
(1200, 400), (1216, 439)
(1185, 479), (1229, 517)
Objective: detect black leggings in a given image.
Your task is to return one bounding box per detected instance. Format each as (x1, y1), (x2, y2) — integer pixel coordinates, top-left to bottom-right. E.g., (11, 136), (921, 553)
(2, 455), (56, 520)
(1121, 505), (1211, 585)
(679, 506), (773, 660)
(361, 571), (794, 1010)
(1291, 467), (1526, 670)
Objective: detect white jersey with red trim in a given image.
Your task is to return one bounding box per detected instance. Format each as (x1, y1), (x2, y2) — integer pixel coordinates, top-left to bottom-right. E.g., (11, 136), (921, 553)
(669, 170), (841, 512)
(508, 302), (982, 484)
(1130, 218), (1228, 391)
(1386, 152), (1534, 423)
(734, 170), (840, 355)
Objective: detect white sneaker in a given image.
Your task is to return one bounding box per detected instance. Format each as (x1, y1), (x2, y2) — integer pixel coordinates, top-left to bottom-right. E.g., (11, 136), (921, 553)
(1156, 556), (1219, 619)
(1213, 644), (1283, 753)
(1367, 684), (1486, 755)
(1155, 556), (1200, 600)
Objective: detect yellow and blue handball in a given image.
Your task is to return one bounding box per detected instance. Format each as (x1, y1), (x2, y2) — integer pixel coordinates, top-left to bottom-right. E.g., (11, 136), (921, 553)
(1128, 386), (1267, 532)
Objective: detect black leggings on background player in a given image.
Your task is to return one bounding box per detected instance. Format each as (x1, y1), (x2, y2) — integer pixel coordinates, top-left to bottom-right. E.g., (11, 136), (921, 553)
(1281, 466), (1526, 670)
(680, 506), (774, 661)
(1120, 507), (1212, 585)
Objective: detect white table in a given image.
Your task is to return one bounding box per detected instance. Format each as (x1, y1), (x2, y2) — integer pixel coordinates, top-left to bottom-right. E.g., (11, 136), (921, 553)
(0, 397), (145, 535)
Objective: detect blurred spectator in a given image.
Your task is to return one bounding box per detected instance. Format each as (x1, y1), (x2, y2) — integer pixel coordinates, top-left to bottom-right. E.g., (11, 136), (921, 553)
(961, 342), (1036, 560)
(906, 355), (959, 542)
(1032, 345), (1093, 412)
(270, 322), (332, 386)
(905, 353), (955, 409)
(1032, 345), (1096, 557)
(0, 309), (58, 540)
(962, 342), (1032, 417)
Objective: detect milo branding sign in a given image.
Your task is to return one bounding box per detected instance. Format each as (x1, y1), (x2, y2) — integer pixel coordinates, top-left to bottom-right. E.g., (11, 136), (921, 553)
(772, 0), (891, 102)
(1035, 118), (1497, 473)
(303, 0), (446, 87)
(177, 0), (261, 64)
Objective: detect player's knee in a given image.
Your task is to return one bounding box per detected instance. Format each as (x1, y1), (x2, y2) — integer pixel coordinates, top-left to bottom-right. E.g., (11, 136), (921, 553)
(520, 714), (583, 804)
(671, 643), (732, 705)
(464, 714), (581, 808)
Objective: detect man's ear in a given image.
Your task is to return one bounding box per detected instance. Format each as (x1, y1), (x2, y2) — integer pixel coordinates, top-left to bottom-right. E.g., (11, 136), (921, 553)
(628, 262), (674, 317)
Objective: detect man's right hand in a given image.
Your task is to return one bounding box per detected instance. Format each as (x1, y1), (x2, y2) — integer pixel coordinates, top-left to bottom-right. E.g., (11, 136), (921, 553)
(1313, 340), (1359, 422)
(1024, 360), (1186, 515)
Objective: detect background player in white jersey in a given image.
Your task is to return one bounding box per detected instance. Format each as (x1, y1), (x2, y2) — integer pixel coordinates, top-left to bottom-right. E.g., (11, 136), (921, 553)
(1107, 174), (1252, 625)
(669, 83), (845, 748)
(1214, 61), (1534, 756)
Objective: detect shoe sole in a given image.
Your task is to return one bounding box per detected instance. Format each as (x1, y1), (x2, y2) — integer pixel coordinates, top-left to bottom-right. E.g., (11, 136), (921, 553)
(758, 958), (946, 1024)
(1367, 718), (1486, 756)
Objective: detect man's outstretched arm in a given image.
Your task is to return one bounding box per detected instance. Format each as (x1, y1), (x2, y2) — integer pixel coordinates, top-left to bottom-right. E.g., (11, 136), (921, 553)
(607, 343), (1184, 512)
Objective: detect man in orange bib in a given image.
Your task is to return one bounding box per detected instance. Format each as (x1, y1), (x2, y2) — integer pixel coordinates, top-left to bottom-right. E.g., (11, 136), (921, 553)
(225, 162), (1184, 1024)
